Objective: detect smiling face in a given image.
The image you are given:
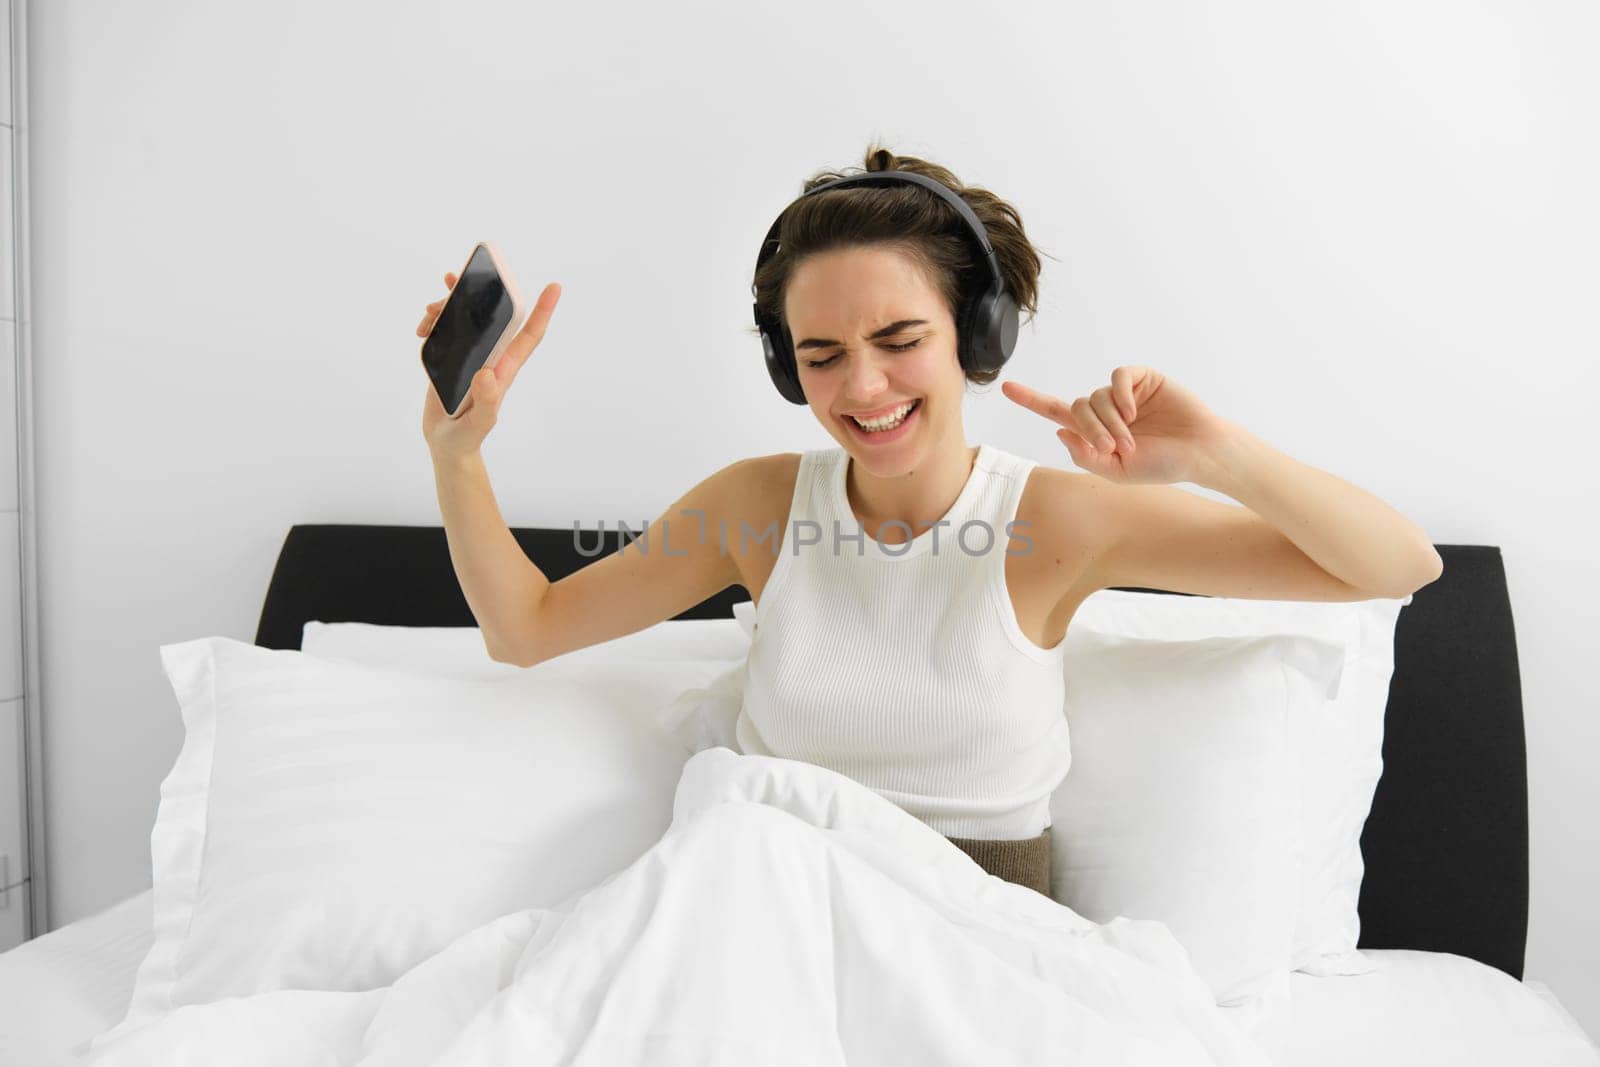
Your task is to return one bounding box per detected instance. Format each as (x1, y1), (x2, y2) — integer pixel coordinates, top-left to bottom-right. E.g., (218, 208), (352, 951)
(784, 244), (966, 476)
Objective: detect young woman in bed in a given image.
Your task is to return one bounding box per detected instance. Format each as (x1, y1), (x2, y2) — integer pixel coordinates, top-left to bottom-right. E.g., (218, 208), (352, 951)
(418, 145), (1444, 899)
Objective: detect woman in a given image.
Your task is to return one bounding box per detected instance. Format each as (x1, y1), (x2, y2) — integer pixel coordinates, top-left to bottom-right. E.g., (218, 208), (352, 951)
(418, 145), (1443, 900)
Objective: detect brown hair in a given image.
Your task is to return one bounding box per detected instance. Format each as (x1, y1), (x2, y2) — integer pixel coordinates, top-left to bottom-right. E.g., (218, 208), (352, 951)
(750, 143), (1056, 389)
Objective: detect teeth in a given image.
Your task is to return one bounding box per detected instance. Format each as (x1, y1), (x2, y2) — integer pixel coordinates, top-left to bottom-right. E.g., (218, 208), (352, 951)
(851, 400), (915, 430)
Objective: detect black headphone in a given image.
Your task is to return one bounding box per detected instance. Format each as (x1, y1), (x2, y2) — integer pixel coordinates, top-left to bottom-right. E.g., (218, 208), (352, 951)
(750, 170), (1020, 406)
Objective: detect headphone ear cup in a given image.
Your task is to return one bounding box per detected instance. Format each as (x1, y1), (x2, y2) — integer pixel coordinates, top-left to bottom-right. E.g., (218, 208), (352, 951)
(961, 285), (1019, 377)
(755, 306), (808, 405)
(955, 295), (979, 376)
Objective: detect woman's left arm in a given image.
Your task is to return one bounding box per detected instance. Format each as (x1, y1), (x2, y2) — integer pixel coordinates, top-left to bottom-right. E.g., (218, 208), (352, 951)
(1002, 367), (1443, 601)
(1192, 419), (1443, 597)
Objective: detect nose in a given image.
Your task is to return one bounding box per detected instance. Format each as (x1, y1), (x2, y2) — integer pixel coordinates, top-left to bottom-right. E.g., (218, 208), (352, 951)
(840, 351), (891, 402)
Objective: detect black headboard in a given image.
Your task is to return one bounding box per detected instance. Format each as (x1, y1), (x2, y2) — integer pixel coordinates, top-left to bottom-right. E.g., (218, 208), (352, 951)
(255, 527), (1526, 980)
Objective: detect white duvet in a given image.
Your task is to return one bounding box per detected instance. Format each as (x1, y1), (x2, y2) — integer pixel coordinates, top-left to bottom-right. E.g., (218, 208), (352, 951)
(81, 747), (1271, 1066)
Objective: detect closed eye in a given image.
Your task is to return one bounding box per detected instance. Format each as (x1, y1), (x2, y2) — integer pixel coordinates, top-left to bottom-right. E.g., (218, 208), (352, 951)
(803, 338), (922, 370)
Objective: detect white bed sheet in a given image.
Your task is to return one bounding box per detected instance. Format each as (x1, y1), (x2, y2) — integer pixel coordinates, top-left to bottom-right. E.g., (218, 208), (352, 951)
(1284, 949), (1599, 1065)
(0, 889), (153, 1067)
(2, 888), (1595, 1066)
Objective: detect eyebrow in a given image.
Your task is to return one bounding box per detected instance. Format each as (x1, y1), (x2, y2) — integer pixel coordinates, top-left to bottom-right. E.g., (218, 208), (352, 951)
(794, 319), (931, 351)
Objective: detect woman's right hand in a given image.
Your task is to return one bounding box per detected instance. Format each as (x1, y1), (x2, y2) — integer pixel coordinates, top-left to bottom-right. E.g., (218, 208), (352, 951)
(418, 271), (563, 462)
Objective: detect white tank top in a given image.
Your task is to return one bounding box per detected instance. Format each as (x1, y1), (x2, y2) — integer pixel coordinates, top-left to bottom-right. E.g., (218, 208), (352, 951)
(734, 442), (1072, 839)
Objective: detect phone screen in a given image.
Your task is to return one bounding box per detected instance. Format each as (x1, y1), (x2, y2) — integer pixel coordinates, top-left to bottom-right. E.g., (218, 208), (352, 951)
(421, 244), (517, 415)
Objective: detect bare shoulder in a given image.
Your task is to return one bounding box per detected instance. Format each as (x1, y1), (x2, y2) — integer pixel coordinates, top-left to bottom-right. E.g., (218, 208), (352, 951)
(726, 451), (803, 513)
(1016, 463), (1121, 603)
(742, 450), (804, 487)
(1017, 463), (1108, 547)
(692, 451), (795, 505)
(711, 452), (803, 606)
(521, 453), (790, 666)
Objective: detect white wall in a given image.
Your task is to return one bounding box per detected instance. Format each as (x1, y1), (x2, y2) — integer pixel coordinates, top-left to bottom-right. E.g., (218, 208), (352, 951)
(27, 0), (1599, 1034)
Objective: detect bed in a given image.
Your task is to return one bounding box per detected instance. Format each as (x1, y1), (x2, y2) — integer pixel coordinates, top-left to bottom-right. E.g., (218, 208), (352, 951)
(1, 525), (1595, 1064)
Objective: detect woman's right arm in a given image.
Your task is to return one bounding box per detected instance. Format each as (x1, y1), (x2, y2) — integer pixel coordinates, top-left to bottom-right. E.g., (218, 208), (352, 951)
(419, 269), (565, 662)
(505, 461), (748, 667)
(429, 450), (555, 664)
(432, 447), (748, 668)
(418, 268), (746, 667)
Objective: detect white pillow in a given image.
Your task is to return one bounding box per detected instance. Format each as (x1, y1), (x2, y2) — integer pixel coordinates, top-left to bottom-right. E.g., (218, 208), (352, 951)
(304, 614), (760, 764)
(1072, 588), (1411, 976)
(651, 601), (758, 756)
(1049, 628), (1347, 1009)
(301, 616), (751, 681)
(102, 635), (729, 1046)
(658, 657), (749, 756)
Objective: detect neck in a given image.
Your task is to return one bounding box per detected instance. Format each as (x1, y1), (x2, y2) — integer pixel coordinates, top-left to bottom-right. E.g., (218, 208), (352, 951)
(844, 437), (980, 545)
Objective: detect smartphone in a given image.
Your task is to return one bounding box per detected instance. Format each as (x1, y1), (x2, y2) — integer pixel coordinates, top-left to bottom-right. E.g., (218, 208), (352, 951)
(420, 241), (527, 419)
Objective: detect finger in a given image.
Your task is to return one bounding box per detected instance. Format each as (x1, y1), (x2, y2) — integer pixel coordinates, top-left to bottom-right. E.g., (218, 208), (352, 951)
(444, 272), (458, 289)
(1071, 396), (1113, 451)
(471, 364), (503, 411)
(1001, 380), (1075, 428)
(500, 282), (563, 381)
(1001, 379), (1037, 407)
(418, 289), (451, 336)
(1034, 390), (1095, 445)
(1056, 427), (1106, 468)
(1002, 380), (1062, 419)
(1089, 388), (1135, 453)
(1111, 365), (1139, 424)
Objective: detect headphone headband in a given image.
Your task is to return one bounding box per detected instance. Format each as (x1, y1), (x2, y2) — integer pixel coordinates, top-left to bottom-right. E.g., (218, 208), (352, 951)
(750, 170), (1019, 405)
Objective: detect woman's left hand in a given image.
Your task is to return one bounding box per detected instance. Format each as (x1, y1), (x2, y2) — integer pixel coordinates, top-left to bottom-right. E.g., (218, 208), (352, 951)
(1001, 366), (1231, 486)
